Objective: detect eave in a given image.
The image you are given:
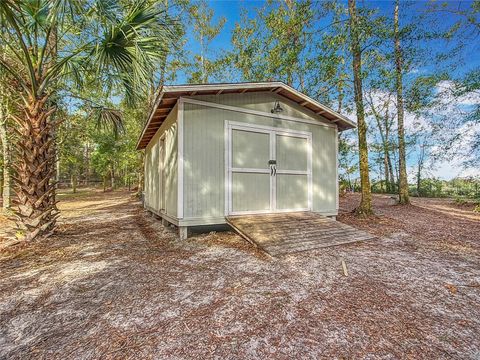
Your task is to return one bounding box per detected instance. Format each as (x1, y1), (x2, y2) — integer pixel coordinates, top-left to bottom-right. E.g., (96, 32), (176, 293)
(136, 81), (356, 150)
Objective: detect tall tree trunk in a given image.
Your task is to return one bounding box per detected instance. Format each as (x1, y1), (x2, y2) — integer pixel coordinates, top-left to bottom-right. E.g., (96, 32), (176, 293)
(416, 139), (426, 196)
(348, 0), (373, 216)
(0, 103), (11, 210)
(387, 154), (395, 192)
(368, 94), (395, 194)
(391, 147), (399, 187)
(13, 96), (59, 241)
(385, 116), (396, 192)
(103, 175), (107, 192)
(384, 154), (390, 192)
(71, 173), (77, 194)
(394, 0), (410, 204)
(337, 81), (345, 113)
(110, 165), (115, 189)
(84, 143), (90, 186)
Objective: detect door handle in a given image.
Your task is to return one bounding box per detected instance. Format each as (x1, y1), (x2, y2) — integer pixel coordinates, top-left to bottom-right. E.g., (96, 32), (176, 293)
(273, 165), (277, 176)
(270, 165), (274, 176)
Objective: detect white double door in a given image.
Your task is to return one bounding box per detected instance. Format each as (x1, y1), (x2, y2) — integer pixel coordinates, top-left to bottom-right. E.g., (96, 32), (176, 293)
(227, 122), (312, 215)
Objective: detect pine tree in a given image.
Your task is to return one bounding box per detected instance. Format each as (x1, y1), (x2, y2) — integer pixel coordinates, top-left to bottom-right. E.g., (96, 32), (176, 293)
(394, 0), (410, 204)
(348, 0), (373, 216)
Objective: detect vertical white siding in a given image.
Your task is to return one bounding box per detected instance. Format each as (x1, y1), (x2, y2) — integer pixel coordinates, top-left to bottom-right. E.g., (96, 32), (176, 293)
(144, 104), (178, 218)
(182, 92), (338, 221)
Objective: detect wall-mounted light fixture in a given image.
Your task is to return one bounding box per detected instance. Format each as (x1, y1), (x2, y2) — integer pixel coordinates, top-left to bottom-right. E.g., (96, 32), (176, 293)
(271, 101), (284, 114)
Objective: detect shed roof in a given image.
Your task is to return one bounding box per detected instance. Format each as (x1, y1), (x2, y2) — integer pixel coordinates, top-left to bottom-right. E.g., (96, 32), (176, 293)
(136, 81), (356, 150)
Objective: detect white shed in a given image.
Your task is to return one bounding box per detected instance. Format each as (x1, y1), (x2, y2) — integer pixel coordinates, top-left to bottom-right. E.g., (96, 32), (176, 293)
(137, 82), (355, 239)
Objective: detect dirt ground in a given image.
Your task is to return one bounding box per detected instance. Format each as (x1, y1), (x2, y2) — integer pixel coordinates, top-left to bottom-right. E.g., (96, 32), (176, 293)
(0, 191), (479, 359)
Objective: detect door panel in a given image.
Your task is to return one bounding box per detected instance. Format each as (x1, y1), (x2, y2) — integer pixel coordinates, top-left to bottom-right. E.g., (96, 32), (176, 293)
(232, 173), (271, 212)
(274, 133), (310, 211)
(232, 129), (270, 169)
(227, 123), (311, 215)
(276, 174), (309, 210)
(275, 135), (308, 172)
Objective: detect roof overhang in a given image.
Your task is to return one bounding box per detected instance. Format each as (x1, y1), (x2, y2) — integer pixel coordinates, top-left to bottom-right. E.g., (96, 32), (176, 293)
(136, 82), (356, 150)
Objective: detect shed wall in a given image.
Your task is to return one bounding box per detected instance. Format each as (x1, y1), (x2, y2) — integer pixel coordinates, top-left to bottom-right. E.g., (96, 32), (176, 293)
(182, 93), (337, 223)
(144, 104), (178, 218)
(190, 92), (332, 125)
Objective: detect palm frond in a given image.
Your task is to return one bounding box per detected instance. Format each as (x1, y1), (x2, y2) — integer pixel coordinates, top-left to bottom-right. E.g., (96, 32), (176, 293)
(93, 1), (175, 105)
(19, 0), (49, 31)
(91, 106), (124, 137)
(94, 0), (120, 23)
(59, 56), (87, 89)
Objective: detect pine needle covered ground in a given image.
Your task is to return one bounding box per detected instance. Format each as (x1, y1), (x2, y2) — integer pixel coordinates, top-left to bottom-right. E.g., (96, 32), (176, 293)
(0, 190), (479, 359)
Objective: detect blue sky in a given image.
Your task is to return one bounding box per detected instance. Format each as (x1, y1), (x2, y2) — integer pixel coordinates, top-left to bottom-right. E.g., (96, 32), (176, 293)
(183, 0), (480, 69)
(177, 1), (480, 180)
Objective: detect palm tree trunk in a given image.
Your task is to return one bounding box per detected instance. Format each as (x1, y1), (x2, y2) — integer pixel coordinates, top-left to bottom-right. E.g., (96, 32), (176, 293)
(13, 96), (59, 241)
(394, 0), (410, 204)
(348, 0), (373, 216)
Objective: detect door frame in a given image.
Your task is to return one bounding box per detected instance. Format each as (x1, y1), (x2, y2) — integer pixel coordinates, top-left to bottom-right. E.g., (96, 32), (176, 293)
(159, 134), (166, 211)
(225, 120), (312, 216)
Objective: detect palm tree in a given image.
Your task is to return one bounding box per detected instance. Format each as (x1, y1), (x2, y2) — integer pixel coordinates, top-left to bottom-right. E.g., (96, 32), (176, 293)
(0, 0), (175, 241)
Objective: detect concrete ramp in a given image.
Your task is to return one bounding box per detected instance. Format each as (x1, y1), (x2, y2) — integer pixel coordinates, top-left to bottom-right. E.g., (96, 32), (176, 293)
(226, 212), (376, 257)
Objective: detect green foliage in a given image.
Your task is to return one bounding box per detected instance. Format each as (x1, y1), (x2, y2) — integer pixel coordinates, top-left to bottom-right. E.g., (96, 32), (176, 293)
(186, 0), (226, 83)
(230, 1), (315, 91)
(0, 0), (175, 106)
(405, 177), (480, 199)
(0, 0), (179, 200)
(338, 134), (358, 189)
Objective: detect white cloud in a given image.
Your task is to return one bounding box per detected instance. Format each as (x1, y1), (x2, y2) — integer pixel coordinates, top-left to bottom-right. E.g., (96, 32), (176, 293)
(431, 161), (480, 180)
(343, 84), (479, 181)
(435, 80), (480, 107)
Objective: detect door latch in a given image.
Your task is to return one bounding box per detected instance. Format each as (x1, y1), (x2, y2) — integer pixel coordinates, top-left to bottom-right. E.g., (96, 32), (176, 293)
(268, 160), (277, 176)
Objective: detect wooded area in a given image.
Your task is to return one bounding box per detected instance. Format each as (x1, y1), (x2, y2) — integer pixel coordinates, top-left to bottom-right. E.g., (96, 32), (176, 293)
(0, 0), (479, 241)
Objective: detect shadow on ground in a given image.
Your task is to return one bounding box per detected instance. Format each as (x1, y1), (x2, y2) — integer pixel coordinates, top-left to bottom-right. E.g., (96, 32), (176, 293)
(0, 191), (479, 359)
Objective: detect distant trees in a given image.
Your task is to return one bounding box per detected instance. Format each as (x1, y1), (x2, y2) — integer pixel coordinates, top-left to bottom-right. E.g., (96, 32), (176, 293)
(186, 0), (226, 83)
(226, 0), (480, 209)
(366, 91), (396, 194)
(230, 0), (314, 89)
(429, 1), (480, 168)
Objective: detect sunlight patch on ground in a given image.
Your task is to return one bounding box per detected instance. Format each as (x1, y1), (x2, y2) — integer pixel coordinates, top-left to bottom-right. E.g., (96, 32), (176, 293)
(413, 203), (480, 221)
(0, 191), (479, 358)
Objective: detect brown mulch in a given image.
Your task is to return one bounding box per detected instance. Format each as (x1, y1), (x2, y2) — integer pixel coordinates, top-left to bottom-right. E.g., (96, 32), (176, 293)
(338, 193), (480, 254)
(0, 191), (479, 359)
